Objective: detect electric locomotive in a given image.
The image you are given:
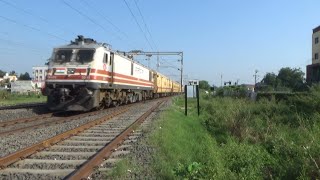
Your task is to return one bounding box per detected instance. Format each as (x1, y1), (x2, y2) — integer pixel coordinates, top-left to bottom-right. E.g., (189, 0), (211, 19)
(44, 36), (181, 111)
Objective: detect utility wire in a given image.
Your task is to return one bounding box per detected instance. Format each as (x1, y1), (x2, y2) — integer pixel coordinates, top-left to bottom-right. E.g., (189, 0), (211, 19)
(78, 0), (138, 49)
(61, 0), (121, 41)
(133, 0), (158, 50)
(0, 0), (77, 36)
(0, 15), (67, 42)
(0, 37), (47, 53)
(80, 0), (129, 39)
(0, 47), (44, 55)
(0, 0), (48, 23)
(123, 0), (154, 51)
(160, 58), (179, 68)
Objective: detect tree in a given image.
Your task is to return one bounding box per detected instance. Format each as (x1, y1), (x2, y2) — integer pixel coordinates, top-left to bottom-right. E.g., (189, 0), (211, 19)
(19, 72), (31, 80)
(199, 80), (211, 90)
(0, 70), (6, 77)
(9, 70), (16, 76)
(277, 67), (304, 91)
(261, 72), (277, 88)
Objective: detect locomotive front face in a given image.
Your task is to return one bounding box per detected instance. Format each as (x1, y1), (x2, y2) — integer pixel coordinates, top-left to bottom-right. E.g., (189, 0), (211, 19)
(45, 46), (102, 111)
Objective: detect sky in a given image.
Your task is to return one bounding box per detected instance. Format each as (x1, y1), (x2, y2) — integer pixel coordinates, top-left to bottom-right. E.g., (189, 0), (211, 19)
(0, 0), (319, 86)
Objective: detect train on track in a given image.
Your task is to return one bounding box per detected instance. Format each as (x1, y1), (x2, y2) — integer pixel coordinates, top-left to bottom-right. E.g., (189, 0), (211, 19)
(43, 36), (182, 111)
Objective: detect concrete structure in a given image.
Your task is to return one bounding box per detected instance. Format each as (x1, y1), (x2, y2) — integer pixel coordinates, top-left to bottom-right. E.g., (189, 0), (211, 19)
(306, 26), (320, 83)
(32, 66), (48, 88)
(11, 80), (35, 93)
(242, 84), (255, 92)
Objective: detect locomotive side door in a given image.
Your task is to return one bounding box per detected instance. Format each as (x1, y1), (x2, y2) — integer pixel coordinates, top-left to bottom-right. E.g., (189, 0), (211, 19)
(110, 52), (114, 85)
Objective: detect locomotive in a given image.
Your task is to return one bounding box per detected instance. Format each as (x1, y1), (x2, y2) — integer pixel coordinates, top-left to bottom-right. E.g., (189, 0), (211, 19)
(44, 36), (181, 111)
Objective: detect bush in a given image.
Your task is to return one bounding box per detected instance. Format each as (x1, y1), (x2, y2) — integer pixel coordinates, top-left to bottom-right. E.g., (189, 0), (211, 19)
(202, 93), (320, 178)
(223, 139), (274, 179)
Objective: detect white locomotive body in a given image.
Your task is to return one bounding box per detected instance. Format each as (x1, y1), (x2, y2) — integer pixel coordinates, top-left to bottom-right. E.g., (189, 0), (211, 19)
(45, 36), (154, 111)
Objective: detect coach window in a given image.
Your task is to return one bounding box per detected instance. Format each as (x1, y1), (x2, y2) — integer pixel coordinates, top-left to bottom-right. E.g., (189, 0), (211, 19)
(131, 63), (134, 75)
(103, 53), (108, 64)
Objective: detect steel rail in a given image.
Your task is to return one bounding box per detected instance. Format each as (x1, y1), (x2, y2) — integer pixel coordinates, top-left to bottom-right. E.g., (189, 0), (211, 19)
(0, 106), (130, 169)
(0, 112), (54, 127)
(66, 100), (165, 180)
(0, 110), (104, 137)
(0, 102), (46, 110)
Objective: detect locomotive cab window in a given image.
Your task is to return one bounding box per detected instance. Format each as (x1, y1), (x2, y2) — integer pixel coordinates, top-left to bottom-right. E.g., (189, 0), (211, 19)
(76, 50), (95, 63)
(54, 50), (73, 63)
(103, 53), (108, 64)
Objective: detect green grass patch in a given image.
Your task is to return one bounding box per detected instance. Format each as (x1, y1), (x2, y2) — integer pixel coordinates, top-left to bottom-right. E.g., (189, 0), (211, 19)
(0, 90), (46, 106)
(149, 97), (227, 179)
(109, 88), (320, 179)
(106, 159), (132, 179)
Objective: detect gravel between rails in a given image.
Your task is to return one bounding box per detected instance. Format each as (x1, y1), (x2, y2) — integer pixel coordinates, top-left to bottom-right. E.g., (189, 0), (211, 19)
(0, 105), (50, 123)
(0, 100), (163, 180)
(0, 100), (160, 158)
(91, 99), (172, 179)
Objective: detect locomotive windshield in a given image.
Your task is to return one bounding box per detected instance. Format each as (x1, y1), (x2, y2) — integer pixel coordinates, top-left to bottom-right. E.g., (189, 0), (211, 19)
(54, 50), (73, 63)
(53, 49), (95, 64)
(75, 50), (94, 63)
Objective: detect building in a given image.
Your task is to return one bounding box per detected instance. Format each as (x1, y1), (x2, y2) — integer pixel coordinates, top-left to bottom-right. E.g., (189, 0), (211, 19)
(2, 73), (17, 82)
(32, 66), (48, 88)
(306, 25), (320, 83)
(312, 26), (320, 64)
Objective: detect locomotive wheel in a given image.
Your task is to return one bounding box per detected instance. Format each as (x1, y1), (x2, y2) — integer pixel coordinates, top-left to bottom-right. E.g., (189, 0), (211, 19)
(96, 102), (105, 110)
(105, 97), (112, 108)
(112, 101), (119, 107)
(124, 96), (129, 104)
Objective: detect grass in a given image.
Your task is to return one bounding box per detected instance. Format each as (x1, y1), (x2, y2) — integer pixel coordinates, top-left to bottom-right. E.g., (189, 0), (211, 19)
(106, 159), (132, 179)
(0, 90), (46, 106)
(108, 87), (320, 179)
(148, 97), (228, 179)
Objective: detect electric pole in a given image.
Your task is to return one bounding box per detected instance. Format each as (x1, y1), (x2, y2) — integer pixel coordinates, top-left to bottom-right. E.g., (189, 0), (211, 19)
(157, 52), (159, 71)
(254, 70), (258, 85)
(220, 74), (223, 87)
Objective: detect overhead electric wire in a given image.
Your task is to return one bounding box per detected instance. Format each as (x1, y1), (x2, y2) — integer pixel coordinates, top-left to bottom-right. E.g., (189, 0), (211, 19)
(78, 0), (137, 49)
(160, 58), (179, 68)
(79, 0), (129, 39)
(123, 0), (154, 51)
(0, 0), (77, 36)
(133, 0), (158, 50)
(0, 37), (47, 52)
(0, 15), (67, 42)
(61, 0), (122, 41)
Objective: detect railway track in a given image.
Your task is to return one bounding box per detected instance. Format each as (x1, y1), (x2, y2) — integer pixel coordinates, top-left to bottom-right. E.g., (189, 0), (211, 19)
(0, 110), (109, 137)
(0, 99), (165, 179)
(0, 112), (54, 128)
(0, 102), (46, 110)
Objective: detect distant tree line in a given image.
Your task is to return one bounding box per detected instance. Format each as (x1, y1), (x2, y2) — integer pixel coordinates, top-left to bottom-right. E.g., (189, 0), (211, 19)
(0, 69), (31, 80)
(258, 67), (306, 92)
